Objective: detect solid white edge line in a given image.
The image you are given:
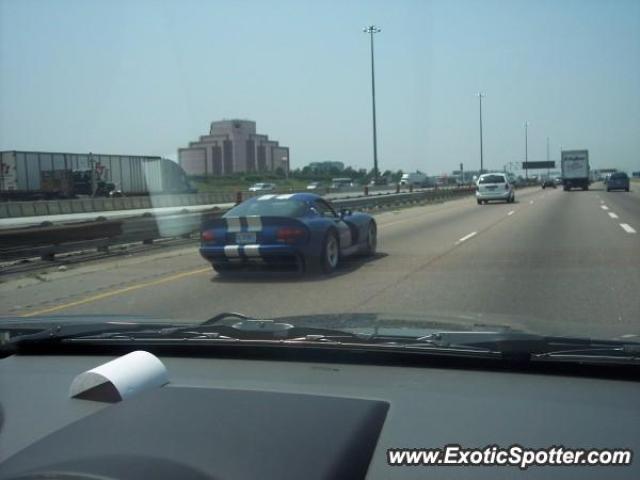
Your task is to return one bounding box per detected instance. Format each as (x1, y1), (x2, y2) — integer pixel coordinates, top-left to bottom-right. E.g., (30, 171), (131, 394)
(620, 223), (636, 234)
(608, 212), (619, 219)
(457, 231), (477, 243)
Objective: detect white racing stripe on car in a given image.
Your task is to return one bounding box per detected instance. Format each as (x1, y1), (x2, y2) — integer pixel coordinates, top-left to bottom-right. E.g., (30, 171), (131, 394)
(243, 245), (261, 257)
(246, 216), (262, 231)
(224, 245), (241, 257)
(258, 194), (276, 201)
(226, 217), (242, 233)
(276, 194), (295, 199)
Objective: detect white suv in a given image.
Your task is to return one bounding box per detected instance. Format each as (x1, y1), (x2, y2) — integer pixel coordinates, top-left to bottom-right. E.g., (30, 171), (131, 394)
(476, 173), (515, 204)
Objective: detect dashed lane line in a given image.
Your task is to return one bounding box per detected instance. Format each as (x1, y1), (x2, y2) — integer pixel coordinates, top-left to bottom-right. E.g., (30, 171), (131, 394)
(456, 231), (477, 244)
(620, 224), (636, 234)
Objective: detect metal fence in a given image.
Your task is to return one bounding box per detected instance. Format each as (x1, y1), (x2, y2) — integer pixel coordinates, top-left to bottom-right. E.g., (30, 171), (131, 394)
(0, 187), (475, 263)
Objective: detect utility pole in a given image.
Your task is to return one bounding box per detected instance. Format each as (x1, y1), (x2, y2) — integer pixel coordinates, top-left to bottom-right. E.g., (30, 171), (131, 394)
(363, 25), (381, 182)
(478, 93), (485, 175)
(89, 152), (97, 197)
(546, 136), (550, 176)
(524, 122), (530, 180)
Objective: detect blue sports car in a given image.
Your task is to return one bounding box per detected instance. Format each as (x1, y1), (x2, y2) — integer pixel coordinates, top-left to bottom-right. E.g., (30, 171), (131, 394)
(200, 193), (377, 275)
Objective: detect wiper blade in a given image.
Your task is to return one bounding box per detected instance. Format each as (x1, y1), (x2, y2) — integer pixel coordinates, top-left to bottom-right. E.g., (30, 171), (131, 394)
(418, 331), (640, 363)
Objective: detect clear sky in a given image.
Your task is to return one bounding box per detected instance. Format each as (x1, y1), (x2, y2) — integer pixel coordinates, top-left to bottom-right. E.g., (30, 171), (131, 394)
(1, 0), (639, 174)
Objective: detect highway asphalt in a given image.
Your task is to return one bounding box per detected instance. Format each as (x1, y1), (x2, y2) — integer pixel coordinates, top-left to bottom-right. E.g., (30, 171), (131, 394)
(1, 183), (638, 340)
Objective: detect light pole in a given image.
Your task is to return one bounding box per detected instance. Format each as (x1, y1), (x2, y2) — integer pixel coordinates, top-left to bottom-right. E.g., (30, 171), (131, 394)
(546, 136), (550, 176)
(363, 25), (381, 182)
(524, 122), (530, 180)
(477, 93), (485, 174)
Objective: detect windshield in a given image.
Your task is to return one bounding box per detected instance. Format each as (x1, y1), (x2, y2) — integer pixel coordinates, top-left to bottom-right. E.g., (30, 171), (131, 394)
(611, 173), (628, 179)
(479, 175), (506, 184)
(1, 1), (638, 355)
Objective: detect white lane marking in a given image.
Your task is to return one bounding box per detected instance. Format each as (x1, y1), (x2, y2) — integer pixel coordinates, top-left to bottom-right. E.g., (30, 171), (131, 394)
(224, 245), (241, 257)
(258, 194), (276, 201)
(456, 231), (477, 244)
(608, 212), (619, 219)
(601, 205), (609, 210)
(620, 223), (636, 234)
(226, 217), (242, 233)
(276, 194), (295, 199)
(246, 215), (262, 231)
(529, 200), (534, 204)
(243, 245), (261, 257)
(508, 210), (515, 216)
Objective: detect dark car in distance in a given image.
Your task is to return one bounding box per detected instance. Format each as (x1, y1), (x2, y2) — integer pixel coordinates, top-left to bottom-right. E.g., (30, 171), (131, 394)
(606, 172), (630, 192)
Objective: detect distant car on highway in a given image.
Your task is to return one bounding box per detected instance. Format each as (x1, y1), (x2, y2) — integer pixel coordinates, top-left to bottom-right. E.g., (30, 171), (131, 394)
(476, 173), (515, 204)
(330, 178), (354, 189)
(554, 176), (563, 185)
(248, 182), (276, 192)
(200, 193), (377, 275)
(606, 172), (630, 192)
(306, 181), (322, 190)
(541, 178), (556, 189)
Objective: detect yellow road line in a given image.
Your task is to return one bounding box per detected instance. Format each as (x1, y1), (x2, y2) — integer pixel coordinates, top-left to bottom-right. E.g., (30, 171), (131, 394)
(20, 267), (211, 317)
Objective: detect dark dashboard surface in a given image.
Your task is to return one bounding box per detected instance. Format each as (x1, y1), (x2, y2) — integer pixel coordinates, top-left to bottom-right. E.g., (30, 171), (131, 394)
(1, 354), (638, 479)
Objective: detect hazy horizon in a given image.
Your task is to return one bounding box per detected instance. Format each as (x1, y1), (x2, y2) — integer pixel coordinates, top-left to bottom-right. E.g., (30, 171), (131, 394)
(1, 0), (639, 175)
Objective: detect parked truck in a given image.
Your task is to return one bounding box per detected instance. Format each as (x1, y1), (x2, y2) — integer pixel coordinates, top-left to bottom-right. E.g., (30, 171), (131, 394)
(0, 151), (194, 200)
(561, 150), (590, 191)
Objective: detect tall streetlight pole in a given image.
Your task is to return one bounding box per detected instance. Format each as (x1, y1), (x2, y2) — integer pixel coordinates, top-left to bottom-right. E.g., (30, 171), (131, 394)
(546, 136), (550, 176)
(477, 93), (485, 175)
(524, 121), (530, 180)
(363, 25), (381, 182)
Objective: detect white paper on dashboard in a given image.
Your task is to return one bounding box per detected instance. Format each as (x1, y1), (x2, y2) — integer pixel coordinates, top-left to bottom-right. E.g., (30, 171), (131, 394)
(69, 350), (169, 401)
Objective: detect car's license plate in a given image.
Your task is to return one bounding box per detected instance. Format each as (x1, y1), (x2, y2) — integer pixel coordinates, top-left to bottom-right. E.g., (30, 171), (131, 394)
(486, 186), (497, 190)
(235, 232), (256, 244)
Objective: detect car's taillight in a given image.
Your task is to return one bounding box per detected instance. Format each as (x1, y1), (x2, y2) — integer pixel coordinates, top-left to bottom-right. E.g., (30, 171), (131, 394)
(201, 230), (215, 243)
(276, 227), (306, 243)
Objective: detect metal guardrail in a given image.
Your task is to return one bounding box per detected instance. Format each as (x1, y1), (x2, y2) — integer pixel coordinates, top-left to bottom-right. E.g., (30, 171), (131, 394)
(0, 187), (475, 263)
(0, 184), (453, 219)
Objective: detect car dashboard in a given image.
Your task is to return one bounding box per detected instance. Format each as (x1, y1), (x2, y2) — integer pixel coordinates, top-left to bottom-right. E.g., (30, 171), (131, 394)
(1, 352), (639, 479)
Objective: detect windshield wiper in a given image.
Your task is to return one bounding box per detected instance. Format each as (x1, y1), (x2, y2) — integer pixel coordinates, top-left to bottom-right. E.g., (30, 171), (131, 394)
(5, 315), (639, 366)
(415, 331), (640, 363)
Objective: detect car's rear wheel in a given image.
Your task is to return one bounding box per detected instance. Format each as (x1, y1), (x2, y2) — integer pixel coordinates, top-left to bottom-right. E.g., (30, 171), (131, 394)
(310, 231), (339, 274)
(362, 221), (377, 256)
(477, 199), (482, 205)
(625, 187), (630, 192)
(212, 263), (232, 276)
